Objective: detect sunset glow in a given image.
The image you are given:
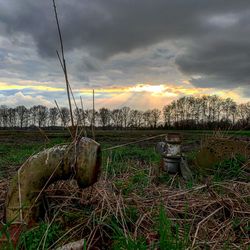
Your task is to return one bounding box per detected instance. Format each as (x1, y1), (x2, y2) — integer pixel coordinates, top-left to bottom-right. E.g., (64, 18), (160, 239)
(0, 79), (248, 110)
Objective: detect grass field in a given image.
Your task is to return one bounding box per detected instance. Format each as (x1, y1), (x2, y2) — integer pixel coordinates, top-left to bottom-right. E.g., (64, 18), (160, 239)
(0, 129), (249, 249)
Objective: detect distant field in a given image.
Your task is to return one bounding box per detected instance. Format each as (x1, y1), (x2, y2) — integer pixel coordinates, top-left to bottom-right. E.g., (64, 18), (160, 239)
(0, 128), (249, 144)
(0, 129), (249, 176)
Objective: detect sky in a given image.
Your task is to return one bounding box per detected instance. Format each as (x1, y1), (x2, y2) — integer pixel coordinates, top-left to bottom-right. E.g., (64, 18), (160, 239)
(0, 0), (250, 110)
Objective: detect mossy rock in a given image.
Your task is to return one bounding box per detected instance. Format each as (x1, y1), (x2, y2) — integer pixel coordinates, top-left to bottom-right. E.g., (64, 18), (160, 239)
(195, 137), (250, 173)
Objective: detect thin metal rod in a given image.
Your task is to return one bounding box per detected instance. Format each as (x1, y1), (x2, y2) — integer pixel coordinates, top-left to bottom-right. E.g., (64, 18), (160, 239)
(92, 89), (95, 140)
(80, 96), (87, 137)
(103, 134), (166, 151)
(53, 0), (74, 130)
(56, 50), (64, 72)
(56, 49), (80, 126)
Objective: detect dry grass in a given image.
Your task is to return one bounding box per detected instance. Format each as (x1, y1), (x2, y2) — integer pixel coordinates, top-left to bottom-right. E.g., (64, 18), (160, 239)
(39, 157), (250, 250)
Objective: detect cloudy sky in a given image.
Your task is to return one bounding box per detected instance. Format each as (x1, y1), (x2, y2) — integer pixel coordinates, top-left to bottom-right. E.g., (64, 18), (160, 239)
(0, 0), (250, 109)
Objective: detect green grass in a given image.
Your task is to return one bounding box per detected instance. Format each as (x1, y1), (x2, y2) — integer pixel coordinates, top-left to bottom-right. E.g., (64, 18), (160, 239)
(0, 222), (63, 250)
(0, 137), (69, 177)
(157, 206), (190, 250)
(111, 220), (147, 250)
(102, 144), (160, 178)
(0, 220), (15, 250)
(212, 155), (247, 182)
(114, 169), (150, 195)
(103, 144), (161, 163)
(110, 206), (190, 250)
(17, 222), (63, 250)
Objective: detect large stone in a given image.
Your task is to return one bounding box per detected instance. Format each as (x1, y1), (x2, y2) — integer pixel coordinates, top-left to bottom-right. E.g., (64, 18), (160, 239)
(56, 239), (85, 250)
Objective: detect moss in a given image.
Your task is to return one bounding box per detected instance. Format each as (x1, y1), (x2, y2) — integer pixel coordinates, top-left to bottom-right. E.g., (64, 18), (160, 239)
(195, 138), (250, 174)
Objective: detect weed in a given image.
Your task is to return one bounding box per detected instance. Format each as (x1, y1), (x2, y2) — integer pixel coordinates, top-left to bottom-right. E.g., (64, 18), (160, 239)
(0, 222), (15, 250)
(157, 172), (171, 184)
(185, 151), (197, 162)
(213, 155), (246, 182)
(185, 179), (194, 189)
(62, 209), (91, 224)
(17, 222), (62, 250)
(157, 206), (189, 250)
(111, 221), (147, 250)
(131, 170), (149, 185)
(125, 205), (139, 229)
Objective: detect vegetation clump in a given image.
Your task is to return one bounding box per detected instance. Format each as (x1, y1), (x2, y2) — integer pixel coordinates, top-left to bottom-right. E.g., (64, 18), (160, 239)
(0, 131), (249, 249)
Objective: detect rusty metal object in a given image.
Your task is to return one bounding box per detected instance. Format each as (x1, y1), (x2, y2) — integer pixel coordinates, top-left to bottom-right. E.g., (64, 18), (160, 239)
(5, 137), (101, 226)
(164, 133), (182, 174)
(165, 133), (182, 157)
(162, 157), (181, 174)
(157, 133), (192, 179)
(161, 133), (182, 174)
(165, 133), (182, 143)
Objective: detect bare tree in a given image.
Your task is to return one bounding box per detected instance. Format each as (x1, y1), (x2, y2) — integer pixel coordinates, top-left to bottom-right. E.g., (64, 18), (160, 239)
(0, 105), (8, 128)
(30, 106), (38, 126)
(121, 106), (130, 129)
(8, 108), (17, 128)
(151, 109), (161, 128)
(129, 109), (143, 128)
(111, 109), (123, 129)
(99, 108), (111, 129)
(61, 107), (70, 127)
(16, 105), (28, 128)
(163, 105), (172, 127)
(36, 105), (48, 127)
(49, 107), (59, 126)
(143, 110), (152, 128)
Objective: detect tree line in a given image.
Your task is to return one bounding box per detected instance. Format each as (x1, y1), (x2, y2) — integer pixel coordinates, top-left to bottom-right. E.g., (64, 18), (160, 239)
(0, 95), (249, 130)
(163, 95), (249, 130)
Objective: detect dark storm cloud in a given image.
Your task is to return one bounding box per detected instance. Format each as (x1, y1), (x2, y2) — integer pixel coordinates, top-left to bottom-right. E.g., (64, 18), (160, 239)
(1, 0), (250, 89)
(0, 0), (248, 57)
(175, 17), (250, 88)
